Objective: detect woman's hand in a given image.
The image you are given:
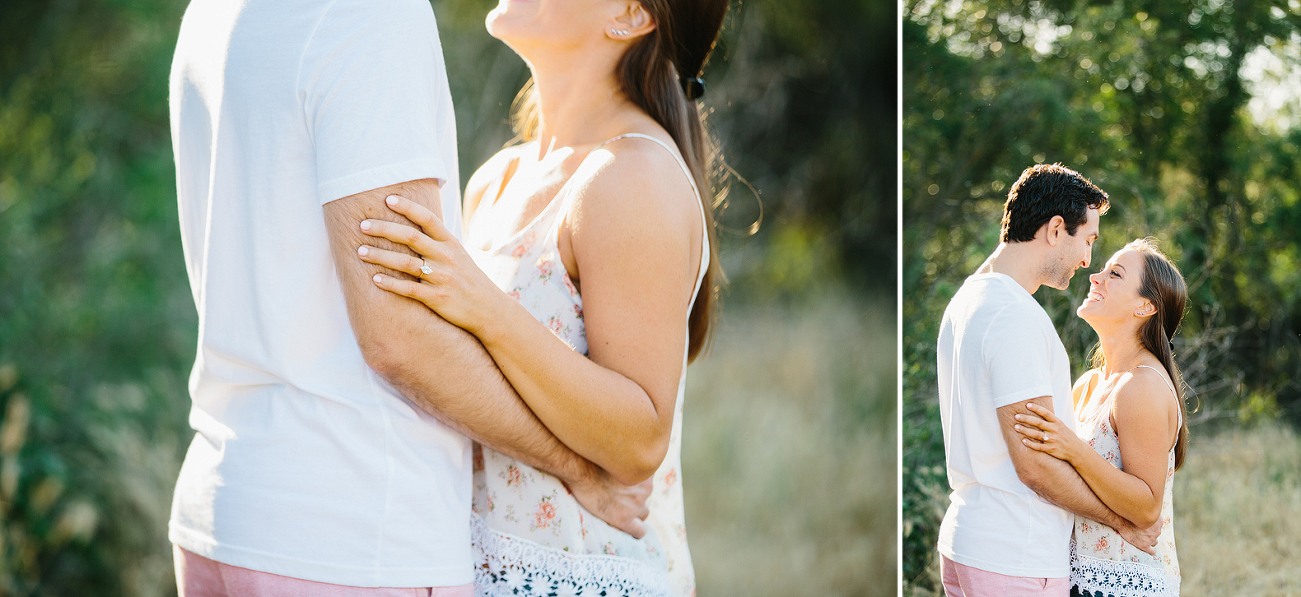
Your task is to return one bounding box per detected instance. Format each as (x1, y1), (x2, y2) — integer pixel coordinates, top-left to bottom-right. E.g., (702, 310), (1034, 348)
(357, 195), (506, 336)
(1012, 402), (1082, 463)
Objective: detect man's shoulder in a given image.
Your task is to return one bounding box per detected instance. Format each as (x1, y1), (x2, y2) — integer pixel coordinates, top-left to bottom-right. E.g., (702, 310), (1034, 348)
(948, 275), (1046, 323)
(947, 281), (1059, 357)
(323, 0), (434, 16)
(308, 0), (438, 41)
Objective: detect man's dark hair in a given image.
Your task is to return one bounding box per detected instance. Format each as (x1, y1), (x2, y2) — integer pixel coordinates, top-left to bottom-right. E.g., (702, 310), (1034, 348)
(1000, 163), (1110, 242)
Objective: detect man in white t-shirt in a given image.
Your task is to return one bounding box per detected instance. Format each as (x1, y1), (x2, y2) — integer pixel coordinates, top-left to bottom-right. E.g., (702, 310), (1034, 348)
(934, 164), (1161, 596)
(166, 1), (649, 594)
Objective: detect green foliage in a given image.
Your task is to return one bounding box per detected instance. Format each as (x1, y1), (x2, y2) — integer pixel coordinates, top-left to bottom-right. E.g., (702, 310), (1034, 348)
(701, 0), (897, 299)
(904, 0), (1301, 591)
(1, 0), (194, 594)
(1, 0), (892, 594)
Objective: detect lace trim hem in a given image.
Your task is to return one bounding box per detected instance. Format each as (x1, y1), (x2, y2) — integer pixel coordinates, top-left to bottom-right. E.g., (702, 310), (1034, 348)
(1071, 552), (1177, 597)
(470, 513), (672, 597)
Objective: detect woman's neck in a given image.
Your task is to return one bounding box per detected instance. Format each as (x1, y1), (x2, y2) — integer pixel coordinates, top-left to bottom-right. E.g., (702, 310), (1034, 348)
(1098, 331), (1149, 378)
(528, 58), (632, 159)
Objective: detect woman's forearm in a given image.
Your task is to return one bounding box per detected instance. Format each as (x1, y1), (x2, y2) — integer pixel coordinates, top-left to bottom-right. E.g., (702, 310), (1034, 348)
(1068, 445), (1163, 528)
(477, 293), (676, 486)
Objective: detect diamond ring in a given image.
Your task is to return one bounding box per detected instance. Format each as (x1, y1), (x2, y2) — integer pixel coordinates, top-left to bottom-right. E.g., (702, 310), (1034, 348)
(419, 261), (433, 276)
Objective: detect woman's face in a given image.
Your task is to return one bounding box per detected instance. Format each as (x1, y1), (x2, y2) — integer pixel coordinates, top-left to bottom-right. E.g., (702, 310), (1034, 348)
(486, 0), (624, 54)
(1076, 247), (1151, 325)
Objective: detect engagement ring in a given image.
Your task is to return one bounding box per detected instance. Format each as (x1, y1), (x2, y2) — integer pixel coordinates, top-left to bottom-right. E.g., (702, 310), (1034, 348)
(420, 261), (433, 275)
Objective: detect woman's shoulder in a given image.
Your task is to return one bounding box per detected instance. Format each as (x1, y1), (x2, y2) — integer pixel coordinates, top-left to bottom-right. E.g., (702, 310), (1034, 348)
(569, 132), (699, 219)
(1112, 364), (1178, 418)
(561, 131), (702, 273)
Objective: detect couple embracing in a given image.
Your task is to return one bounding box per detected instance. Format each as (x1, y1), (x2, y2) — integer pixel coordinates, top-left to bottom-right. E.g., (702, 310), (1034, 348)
(167, 0), (723, 595)
(936, 164), (1188, 597)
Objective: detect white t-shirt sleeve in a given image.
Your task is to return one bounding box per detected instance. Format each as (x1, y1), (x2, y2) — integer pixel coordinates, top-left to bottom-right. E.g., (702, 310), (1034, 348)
(983, 305), (1056, 409)
(300, 0), (451, 205)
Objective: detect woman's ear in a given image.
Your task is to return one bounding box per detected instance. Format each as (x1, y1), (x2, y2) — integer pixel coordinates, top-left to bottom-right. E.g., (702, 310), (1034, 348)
(607, 1), (656, 40)
(1135, 301), (1157, 318)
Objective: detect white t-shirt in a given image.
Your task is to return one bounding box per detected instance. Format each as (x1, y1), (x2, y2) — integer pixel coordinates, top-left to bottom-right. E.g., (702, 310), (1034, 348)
(935, 273), (1077, 578)
(167, 0), (468, 587)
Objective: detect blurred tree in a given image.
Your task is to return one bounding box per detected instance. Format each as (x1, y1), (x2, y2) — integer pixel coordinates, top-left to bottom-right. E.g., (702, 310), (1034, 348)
(1, 0), (193, 594)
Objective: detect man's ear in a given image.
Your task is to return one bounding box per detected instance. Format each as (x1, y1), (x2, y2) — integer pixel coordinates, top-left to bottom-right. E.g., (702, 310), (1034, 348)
(1041, 215), (1066, 247)
(608, 1), (656, 40)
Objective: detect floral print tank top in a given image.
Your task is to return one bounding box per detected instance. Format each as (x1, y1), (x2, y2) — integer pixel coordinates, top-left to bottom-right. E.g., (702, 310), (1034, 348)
(1071, 365), (1181, 597)
(464, 134), (707, 597)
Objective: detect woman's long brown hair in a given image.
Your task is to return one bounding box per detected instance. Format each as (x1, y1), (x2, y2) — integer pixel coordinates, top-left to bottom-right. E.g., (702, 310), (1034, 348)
(510, 0), (729, 362)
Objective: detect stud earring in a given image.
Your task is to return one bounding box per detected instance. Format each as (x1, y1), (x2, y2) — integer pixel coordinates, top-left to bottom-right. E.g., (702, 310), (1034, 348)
(612, 28), (630, 36)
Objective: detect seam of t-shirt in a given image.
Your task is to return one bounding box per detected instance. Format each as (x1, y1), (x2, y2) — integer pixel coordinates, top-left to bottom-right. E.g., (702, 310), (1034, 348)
(977, 284), (1054, 406)
(941, 543), (1071, 579)
(365, 366), (397, 571)
(316, 157), (449, 205)
(991, 386), (1055, 410)
(295, 0), (346, 140)
(170, 521), (472, 584)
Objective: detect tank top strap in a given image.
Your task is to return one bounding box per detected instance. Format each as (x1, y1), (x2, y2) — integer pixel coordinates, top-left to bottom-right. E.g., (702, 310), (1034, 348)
(1132, 364), (1182, 430)
(575, 131), (707, 304)
(596, 133), (703, 201)
(595, 133), (710, 300)
(1132, 365), (1176, 397)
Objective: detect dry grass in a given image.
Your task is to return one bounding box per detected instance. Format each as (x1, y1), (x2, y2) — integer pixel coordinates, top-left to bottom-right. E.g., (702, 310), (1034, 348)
(59, 293), (895, 596)
(905, 423), (1301, 597)
(683, 293), (896, 597)
(1176, 424), (1301, 596)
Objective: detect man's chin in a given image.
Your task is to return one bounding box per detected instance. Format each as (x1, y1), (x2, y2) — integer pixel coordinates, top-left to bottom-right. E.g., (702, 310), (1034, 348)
(1044, 273), (1074, 291)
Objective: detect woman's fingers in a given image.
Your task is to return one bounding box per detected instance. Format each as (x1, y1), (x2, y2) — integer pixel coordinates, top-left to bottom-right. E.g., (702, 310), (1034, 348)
(372, 273), (435, 306)
(358, 245), (431, 280)
(1012, 423), (1043, 439)
(359, 219), (438, 256)
(385, 195), (453, 242)
(1013, 412), (1049, 431)
(1020, 436), (1050, 452)
(1025, 402), (1059, 423)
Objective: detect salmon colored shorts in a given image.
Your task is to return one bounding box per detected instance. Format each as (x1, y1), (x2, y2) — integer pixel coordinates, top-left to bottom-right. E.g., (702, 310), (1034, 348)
(174, 545), (474, 597)
(941, 554), (1069, 597)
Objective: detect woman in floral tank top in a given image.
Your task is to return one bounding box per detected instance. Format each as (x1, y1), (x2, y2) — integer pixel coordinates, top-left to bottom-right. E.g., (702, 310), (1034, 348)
(1012, 238), (1190, 597)
(350, 0), (729, 595)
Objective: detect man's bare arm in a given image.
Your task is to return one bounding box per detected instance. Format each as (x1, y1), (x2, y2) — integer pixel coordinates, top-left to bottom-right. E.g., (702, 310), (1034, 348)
(322, 178), (648, 536)
(998, 395), (1160, 553)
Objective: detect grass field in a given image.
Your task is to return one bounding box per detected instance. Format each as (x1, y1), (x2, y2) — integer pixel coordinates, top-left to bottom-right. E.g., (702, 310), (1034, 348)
(683, 292), (897, 596)
(1176, 424), (1301, 596)
(11, 291), (894, 596)
(904, 423), (1301, 597)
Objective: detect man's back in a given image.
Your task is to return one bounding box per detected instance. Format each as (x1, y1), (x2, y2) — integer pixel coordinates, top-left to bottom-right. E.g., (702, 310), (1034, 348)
(935, 273), (1075, 577)
(168, 0), (469, 586)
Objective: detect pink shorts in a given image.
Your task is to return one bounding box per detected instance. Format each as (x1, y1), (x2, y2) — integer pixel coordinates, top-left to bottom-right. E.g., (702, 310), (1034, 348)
(940, 554), (1069, 597)
(174, 545), (474, 597)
